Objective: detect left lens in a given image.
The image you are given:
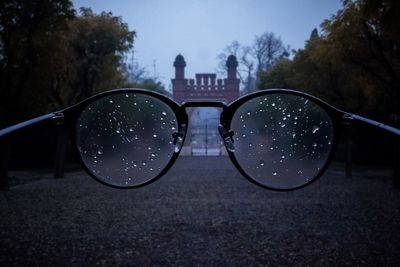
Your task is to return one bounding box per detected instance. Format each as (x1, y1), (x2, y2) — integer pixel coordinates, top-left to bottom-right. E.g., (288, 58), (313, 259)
(230, 93), (334, 190)
(76, 92), (178, 187)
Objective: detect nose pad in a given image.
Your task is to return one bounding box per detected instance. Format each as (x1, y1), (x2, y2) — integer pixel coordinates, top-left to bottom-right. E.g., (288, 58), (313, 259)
(218, 125), (235, 152)
(172, 123), (187, 153)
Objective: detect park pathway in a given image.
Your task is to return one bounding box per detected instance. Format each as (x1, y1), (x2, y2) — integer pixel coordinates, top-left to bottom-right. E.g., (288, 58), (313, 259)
(0, 157), (399, 266)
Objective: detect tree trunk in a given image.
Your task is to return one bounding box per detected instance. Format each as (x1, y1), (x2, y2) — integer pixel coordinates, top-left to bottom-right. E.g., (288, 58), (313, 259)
(54, 125), (69, 179)
(392, 111), (400, 189)
(393, 137), (400, 189)
(344, 124), (352, 178)
(0, 138), (10, 190)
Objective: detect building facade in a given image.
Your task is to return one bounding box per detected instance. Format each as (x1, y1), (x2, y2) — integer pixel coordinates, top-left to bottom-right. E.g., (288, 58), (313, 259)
(171, 54), (240, 104)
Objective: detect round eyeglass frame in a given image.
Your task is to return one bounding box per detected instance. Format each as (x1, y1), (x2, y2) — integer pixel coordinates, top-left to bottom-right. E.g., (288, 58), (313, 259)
(221, 89), (344, 191)
(59, 88), (344, 191)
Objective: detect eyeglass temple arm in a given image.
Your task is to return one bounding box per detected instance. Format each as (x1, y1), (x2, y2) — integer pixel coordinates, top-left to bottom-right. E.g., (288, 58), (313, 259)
(345, 113), (400, 136)
(0, 112), (63, 138)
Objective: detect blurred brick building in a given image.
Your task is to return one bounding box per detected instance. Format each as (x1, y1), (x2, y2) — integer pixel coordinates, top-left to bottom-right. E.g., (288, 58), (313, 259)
(171, 54), (239, 104)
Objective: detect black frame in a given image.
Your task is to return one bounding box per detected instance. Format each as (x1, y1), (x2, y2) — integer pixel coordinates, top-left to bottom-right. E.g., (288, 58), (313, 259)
(64, 89), (188, 189)
(220, 89), (345, 191)
(1, 88), (399, 191)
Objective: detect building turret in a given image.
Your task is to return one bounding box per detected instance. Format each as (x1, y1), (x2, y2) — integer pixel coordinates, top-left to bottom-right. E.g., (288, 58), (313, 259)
(226, 55), (238, 80)
(174, 54), (186, 79)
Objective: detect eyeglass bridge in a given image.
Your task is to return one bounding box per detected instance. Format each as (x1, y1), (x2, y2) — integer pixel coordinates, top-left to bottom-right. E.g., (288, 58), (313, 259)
(218, 125), (235, 152)
(172, 123), (187, 153)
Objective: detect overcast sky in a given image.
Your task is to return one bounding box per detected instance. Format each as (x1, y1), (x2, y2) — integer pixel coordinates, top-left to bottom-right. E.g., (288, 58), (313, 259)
(71, 0), (342, 90)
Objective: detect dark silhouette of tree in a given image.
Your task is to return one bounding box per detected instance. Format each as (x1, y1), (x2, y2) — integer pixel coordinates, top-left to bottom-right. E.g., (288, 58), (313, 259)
(259, 0), (400, 124)
(0, 0), (75, 127)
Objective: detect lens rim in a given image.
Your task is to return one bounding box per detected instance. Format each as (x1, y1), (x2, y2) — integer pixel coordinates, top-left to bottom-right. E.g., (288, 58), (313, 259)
(62, 88), (188, 189)
(220, 89), (344, 191)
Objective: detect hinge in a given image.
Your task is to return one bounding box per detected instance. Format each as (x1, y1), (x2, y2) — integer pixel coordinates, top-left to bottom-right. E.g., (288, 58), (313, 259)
(52, 112), (65, 125)
(342, 113), (354, 126)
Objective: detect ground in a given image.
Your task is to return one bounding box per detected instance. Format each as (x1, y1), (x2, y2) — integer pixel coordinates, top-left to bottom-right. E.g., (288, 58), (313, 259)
(0, 156), (399, 266)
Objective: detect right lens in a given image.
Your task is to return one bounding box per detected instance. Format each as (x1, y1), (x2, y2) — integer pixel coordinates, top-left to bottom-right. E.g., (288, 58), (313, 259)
(76, 92), (179, 187)
(230, 93), (334, 190)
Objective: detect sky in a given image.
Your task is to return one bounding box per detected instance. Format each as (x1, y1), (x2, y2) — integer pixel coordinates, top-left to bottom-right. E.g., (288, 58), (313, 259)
(71, 0), (343, 90)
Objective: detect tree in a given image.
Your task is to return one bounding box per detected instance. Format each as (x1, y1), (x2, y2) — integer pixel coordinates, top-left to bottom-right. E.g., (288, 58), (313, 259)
(259, 0), (400, 123)
(218, 32), (290, 94)
(0, 0), (75, 188)
(217, 41), (249, 84)
(49, 8), (136, 107)
(258, 58), (293, 89)
(252, 32), (290, 73)
(321, 0), (400, 121)
(0, 0), (75, 126)
(125, 78), (170, 96)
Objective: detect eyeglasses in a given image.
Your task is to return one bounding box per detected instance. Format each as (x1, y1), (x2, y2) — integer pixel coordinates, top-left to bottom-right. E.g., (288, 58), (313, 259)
(1, 88), (399, 191)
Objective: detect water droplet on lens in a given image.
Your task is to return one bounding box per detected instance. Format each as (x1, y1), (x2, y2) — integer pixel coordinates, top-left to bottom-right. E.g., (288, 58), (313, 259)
(292, 133), (296, 138)
(129, 128), (134, 132)
(312, 126), (320, 134)
(312, 142), (318, 148)
(281, 124), (286, 128)
(247, 112), (251, 116)
(151, 153), (156, 157)
(142, 161), (147, 166)
(242, 134), (246, 138)
(162, 111), (167, 116)
(272, 171), (278, 176)
(116, 129), (121, 134)
(281, 155), (285, 159)
(109, 100), (113, 103)
(259, 160), (265, 166)
(271, 103), (276, 107)
(97, 149), (103, 155)
(153, 134), (158, 138)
